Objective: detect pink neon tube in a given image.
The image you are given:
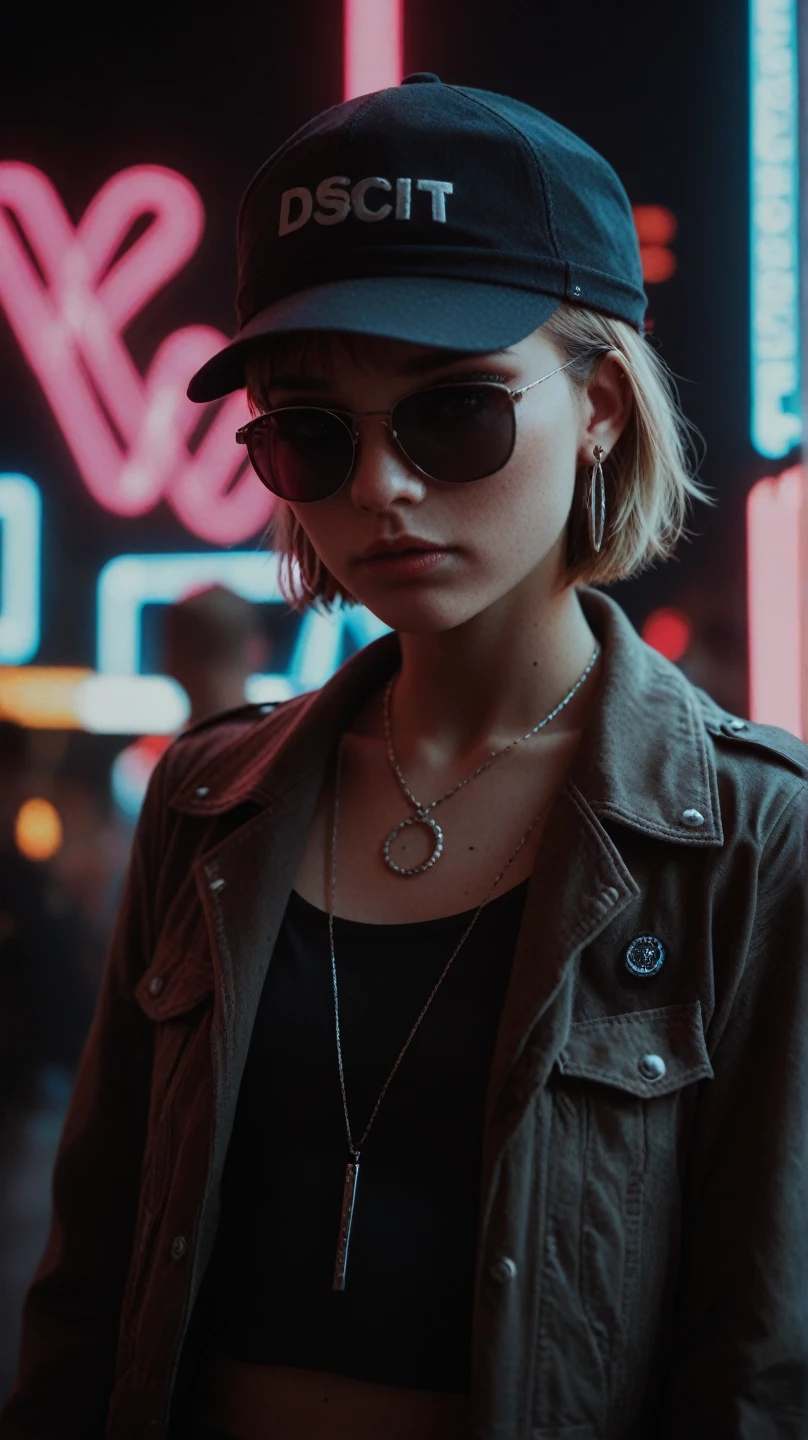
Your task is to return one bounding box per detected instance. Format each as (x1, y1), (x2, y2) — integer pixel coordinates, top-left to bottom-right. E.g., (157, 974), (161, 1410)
(344, 0), (403, 100)
(0, 162), (273, 544)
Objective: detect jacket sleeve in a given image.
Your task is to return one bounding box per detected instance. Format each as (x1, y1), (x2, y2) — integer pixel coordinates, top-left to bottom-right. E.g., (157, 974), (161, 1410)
(0, 752), (172, 1438)
(659, 779), (808, 1438)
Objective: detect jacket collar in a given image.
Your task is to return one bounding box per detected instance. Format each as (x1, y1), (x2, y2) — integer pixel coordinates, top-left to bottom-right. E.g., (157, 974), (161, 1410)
(170, 586), (724, 848)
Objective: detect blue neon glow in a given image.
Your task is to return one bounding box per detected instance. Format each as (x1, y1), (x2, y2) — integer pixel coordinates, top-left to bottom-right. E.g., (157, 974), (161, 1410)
(750, 0), (801, 458)
(0, 474), (41, 663)
(97, 552), (392, 694)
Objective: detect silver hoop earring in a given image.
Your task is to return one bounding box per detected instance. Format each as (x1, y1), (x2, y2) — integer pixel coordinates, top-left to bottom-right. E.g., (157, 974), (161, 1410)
(588, 445), (606, 554)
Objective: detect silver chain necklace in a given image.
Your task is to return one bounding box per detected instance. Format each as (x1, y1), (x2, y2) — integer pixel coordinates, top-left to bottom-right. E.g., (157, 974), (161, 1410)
(329, 643), (602, 1290)
(381, 644), (602, 875)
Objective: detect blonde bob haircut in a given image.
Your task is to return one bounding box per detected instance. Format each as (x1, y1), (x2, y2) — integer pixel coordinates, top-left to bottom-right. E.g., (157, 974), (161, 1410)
(244, 302), (714, 615)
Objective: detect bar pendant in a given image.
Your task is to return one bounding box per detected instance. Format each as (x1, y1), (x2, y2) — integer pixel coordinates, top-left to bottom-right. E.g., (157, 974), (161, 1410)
(333, 1160), (360, 1291)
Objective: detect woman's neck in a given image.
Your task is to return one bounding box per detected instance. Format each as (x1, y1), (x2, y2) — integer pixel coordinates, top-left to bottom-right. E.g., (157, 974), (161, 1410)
(356, 587), (603, 769)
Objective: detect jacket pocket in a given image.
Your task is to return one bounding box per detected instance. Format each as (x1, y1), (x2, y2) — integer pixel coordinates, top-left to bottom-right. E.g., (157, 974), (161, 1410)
(135, 938), (216, 1023)
(537, 1002), (713, 1427)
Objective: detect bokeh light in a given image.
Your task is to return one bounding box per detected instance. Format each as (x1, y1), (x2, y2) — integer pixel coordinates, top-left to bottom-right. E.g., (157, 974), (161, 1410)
(14, 797), (64, 861)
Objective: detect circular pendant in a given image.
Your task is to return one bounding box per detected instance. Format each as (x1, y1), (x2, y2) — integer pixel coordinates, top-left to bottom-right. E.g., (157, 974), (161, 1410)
(382, 814), (444, 876)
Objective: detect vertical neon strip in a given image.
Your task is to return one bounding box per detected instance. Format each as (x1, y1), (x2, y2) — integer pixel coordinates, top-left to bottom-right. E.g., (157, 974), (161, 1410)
(343, 0), (403, 101)
(750, 0), (801, 458)
(0, 474), (41, 664)
(746, 467), (804, 734)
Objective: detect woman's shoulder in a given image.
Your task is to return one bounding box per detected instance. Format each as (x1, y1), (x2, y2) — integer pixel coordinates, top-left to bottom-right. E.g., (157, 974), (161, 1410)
(687, 682), (808, 895)
(141, 695), (310, 820)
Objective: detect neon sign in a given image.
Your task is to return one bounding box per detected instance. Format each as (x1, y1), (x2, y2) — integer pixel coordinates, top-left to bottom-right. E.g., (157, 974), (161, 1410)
(0, 474), (41, 663)
(343, 0), (403, 100)
(96, 550), (391, 689)
(749, 0), (801, 458)
(746, 465), (806, 735)
(0, 163), (273, 544)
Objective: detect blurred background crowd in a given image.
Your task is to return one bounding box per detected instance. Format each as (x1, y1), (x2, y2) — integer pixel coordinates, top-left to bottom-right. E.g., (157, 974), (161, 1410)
(0, 0), (804, 1402)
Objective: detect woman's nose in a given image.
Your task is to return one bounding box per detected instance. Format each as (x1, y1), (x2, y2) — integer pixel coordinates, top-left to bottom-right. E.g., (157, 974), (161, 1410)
(348, 415), (425, 504)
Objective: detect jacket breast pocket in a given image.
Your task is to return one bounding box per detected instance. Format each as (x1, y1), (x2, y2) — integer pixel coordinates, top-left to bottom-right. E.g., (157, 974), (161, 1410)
(536, 1001), (714, 1427)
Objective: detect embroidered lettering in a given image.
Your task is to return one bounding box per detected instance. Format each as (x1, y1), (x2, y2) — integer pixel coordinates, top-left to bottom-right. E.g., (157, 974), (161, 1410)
(278, 177), (454, 235)
(395, 177), (412, 219)
(313, 176), (351, 226)
(351, 176), (393, 221)
(278, 186), (313, 236)
(416, 179), (454, 222)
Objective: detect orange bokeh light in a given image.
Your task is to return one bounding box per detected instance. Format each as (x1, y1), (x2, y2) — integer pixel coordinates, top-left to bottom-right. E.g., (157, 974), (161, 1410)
(15, 797), (64, 861)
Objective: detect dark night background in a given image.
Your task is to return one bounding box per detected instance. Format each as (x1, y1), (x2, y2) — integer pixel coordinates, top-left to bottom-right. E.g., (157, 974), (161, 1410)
(2, 0), (757, 697)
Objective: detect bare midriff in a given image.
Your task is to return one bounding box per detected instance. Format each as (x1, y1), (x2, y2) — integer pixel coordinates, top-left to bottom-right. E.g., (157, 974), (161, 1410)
(195, 1355), (470, 1439)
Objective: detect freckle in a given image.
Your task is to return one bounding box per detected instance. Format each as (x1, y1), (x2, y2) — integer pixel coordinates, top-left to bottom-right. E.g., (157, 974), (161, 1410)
(469, 845), (474, 850)
(532, 660), (537, 666)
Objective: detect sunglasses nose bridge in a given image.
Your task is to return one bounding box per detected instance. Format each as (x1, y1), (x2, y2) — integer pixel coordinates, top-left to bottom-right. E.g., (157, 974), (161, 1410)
(350, 410), (393, 433)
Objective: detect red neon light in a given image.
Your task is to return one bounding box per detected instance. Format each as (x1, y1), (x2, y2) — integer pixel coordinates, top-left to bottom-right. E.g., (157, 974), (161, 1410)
(633, 205), (678, 284)
(343, 0), (403, 100)
(0, 163), (274, 545)
(640, 607), (692, 663)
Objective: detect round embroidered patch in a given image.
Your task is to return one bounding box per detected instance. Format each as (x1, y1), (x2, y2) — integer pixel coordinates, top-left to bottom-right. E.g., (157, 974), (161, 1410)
(624, 934), (666, 977)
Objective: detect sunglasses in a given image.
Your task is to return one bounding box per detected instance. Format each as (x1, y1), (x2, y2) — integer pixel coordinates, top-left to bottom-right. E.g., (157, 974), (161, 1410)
(235, 358), (575, 503)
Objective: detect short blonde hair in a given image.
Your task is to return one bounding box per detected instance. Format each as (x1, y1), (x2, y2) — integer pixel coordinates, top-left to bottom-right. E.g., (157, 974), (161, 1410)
(245, 303), (715, 614)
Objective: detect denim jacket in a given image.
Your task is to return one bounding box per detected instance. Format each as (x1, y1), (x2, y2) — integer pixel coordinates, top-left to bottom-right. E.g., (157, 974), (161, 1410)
(2, 585), (807, 1439)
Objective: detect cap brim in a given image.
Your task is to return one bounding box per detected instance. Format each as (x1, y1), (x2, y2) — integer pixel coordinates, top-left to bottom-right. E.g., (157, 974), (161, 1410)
(186, 277), (561, 402)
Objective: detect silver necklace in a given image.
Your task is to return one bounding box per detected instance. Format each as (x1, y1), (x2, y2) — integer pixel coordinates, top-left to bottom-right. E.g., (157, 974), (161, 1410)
(381, 644), (602, 876)
(328, 733), (554, 1292)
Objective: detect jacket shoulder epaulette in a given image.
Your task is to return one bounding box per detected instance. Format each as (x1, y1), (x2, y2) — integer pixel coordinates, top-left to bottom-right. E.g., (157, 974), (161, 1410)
(172, 697), (291, 742)
(694, 684), (808, 783)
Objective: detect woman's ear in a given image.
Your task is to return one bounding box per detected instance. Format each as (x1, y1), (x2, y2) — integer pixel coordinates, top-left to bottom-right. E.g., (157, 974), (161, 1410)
(576, 351), (634, 466)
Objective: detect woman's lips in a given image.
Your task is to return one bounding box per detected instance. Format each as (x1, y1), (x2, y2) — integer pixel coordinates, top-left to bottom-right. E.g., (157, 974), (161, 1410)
(354, 547), (452, 576)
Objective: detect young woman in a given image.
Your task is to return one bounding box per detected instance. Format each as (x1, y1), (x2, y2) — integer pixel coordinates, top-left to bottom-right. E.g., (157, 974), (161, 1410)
(3, 75), (808, 1440)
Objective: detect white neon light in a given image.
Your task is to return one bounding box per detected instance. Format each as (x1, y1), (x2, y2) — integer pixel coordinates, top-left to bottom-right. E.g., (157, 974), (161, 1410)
(750, 0), (801, 458)
(74, 674), (190, 734)
(97, 551), (392, 694)
(0, 474), (41, 663)
(97, 551), (285, 674)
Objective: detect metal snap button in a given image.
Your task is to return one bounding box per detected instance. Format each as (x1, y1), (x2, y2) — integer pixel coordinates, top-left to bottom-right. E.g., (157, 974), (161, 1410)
(681, 808), (704, 827)
(171, 1236), (187, 1260)
(638, 1053), (666, 1081)
(489, 1256), (518, 1283)
(195, 786), (210, 798)
(624, 934), (666, 977)
(148, 976), (165, 997)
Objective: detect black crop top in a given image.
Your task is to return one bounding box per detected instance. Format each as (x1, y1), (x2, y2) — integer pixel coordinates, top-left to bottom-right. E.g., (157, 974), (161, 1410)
(197, 875), (530, 1394)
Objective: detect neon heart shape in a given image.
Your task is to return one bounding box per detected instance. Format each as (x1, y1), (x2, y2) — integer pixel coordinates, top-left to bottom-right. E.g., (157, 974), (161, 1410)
(0, 162), (274, 543)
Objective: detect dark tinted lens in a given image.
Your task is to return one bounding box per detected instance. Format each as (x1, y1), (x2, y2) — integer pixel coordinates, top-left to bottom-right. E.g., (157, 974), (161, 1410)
(391, 384), (515, 482)
(246, 408), (354, 501)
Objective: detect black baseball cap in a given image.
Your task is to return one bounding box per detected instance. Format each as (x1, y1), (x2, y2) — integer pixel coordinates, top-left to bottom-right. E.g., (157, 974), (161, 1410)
(187, 73), (647, 403)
